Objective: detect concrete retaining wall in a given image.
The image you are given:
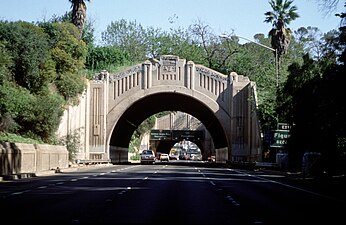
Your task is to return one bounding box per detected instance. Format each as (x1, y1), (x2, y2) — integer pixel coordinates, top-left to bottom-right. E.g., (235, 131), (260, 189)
(0, 142), (68, 176)
(216, 147), (228, 163)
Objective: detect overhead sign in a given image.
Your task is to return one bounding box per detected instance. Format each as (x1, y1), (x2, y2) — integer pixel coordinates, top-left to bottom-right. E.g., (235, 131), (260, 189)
(150, 130), (204, 141)
(150, 130), (171, 140)
(172, 130), (204, 141)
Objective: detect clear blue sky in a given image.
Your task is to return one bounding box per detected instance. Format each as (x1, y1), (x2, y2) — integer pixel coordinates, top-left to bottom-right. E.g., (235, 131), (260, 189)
(0, 0), (344, 45)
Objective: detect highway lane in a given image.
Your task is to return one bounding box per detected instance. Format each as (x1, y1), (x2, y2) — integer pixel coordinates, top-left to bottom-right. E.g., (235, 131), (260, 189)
(195, 167), (345, 224)
(0, 162), (344, 224)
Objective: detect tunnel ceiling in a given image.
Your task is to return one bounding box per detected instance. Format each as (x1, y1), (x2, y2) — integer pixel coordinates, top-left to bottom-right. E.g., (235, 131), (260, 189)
(109, 92), (228, 149)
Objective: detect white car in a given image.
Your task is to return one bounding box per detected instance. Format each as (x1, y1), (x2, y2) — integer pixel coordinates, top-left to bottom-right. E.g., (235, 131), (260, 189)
(140, 150), (155, 164)
(159, 153), (169, 162)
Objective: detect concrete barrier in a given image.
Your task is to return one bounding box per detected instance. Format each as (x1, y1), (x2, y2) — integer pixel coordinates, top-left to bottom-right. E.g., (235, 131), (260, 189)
(36, 144), (68, 171)
(0, 142), (68, 178)
(215, 147), (228, 163)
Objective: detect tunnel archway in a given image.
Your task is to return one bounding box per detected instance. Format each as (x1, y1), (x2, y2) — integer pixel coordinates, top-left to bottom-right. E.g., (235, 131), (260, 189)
(109, 92), (228, 160)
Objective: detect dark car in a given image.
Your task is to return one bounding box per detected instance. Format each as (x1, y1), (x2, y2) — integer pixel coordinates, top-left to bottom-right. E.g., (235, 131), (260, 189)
(140, 150), (155, 164)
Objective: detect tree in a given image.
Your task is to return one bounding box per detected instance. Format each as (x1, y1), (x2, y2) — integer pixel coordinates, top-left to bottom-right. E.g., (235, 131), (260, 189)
(102, 19), (147, 63)
(40, 22), (88, 102)
(0, 41), (12, 84)
(314, 0), (342, 16)
(264, 0), (299, 60)
(85, 45), (130, 72)
(220, 34), (279, 130)
(68, 0), (91, 38)
(0, 21), (51, 93)
(0, 20), (86, 142)
(189, 19), (218, 68)
(49, 11), (95, 46)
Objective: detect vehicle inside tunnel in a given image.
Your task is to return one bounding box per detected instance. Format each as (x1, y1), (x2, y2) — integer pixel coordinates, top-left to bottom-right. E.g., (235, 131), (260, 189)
(154, 139), (205, 161)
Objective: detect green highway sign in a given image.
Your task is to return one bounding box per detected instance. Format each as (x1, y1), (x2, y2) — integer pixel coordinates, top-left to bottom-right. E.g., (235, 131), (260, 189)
(172, 130), (204, 141)
(150, 130), (172, 140)
(273, 130), (290, 140)
(150, 130), (204, 141)
(270, 125), (291, 148)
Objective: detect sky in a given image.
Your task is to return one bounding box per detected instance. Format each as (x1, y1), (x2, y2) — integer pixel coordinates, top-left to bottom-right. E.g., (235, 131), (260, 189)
(0, 0), (344, 45)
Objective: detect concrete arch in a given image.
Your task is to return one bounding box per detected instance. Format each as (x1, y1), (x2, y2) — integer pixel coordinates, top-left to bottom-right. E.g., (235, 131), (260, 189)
(59, 55), (263, 164)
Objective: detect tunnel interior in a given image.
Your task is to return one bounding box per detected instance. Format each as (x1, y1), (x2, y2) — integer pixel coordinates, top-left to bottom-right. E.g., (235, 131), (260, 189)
(109, 92), (228, 155)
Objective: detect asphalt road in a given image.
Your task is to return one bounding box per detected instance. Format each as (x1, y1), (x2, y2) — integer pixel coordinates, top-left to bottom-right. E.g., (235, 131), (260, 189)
(0, 162), (344, 225)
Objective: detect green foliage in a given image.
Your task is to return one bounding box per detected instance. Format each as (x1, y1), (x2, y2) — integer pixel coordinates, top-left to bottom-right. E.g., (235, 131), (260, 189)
(0, 80), (65, 142)
(0, 132), (43, 144)
(0, 21), (51, 93)
(130, 153), (140, 161)
(278, 51), (346, 173)
(85, 46), (130, 72)
(40, 22), (88, 101)
(0, 41), (13, 83)
(28, 93), (65, 142)
(0, 81), (35, 132)
(54, 72), (86, 102)
(136, 116), (156, 135)
(264, 0), (299, 27)
(43, 22), (87, 71)
(168, 28), (206, 64)
(58, 128), (81, 162)
(102, 19), (147, 62)
(0, 20), (88, 143)
(101, 19), (207, 65)
(128, 134), (141, 153)
(264, 0), (300, 59)
(219, 35), (279, 129)
(128, 113), (162, 154)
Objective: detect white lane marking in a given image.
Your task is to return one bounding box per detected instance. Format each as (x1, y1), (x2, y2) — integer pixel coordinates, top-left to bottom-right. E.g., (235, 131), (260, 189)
(226, 195), (240, 206)
(37, 186), (48, 189)
(230, 169), (346, 203)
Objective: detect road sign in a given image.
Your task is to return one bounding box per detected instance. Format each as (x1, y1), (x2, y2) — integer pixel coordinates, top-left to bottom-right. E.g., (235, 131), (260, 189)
(150, 130), (172, 140)
(150, 130), (204, 141)
(271, 130), (291, 148)
(277, 123), (292, 130)
(270, 123), (292, 148)
(172, 130), (204, 141)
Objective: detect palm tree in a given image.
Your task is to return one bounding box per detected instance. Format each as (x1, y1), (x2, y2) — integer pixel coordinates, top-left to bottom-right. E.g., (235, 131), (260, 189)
(69, 0), (91, 38)
(264, 0), (299, 60)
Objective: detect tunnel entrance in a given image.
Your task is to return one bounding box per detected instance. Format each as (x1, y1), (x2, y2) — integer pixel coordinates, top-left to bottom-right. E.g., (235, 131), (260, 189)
(109, 92), (228, 163)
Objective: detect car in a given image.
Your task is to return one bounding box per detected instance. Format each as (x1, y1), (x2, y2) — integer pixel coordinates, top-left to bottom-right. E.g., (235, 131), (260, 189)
(140, 150), (155, 164)
(190, 154), (202, 161)
(159, 153), (169, 162)
(169, 154), (179, 160)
